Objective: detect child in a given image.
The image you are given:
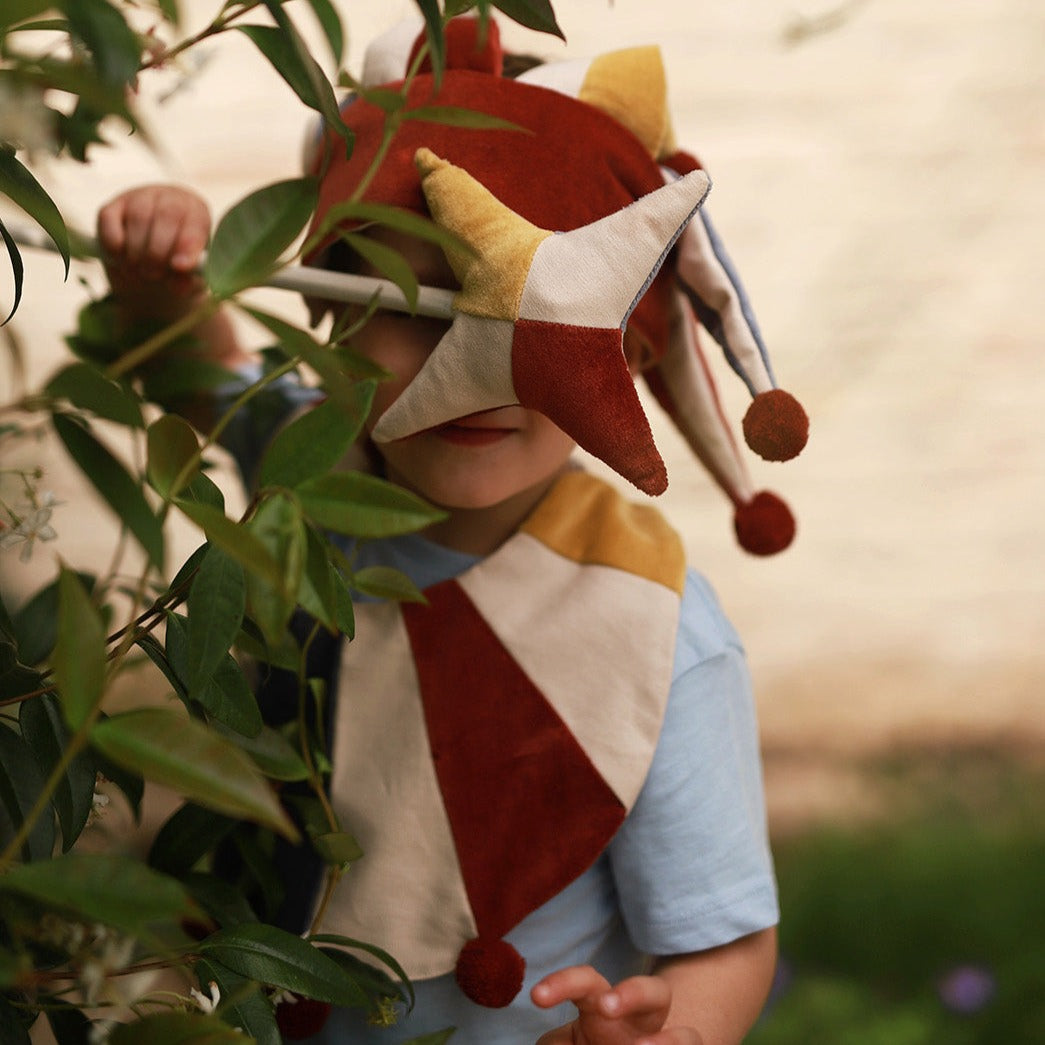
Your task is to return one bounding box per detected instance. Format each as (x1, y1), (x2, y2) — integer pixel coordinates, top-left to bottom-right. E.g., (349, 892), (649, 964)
(98, 17), (805, 1045)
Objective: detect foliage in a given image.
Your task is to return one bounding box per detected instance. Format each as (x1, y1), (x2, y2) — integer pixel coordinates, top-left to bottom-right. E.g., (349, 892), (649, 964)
(751, 753), (1045, 1044)
(0, 1), (563, 1042)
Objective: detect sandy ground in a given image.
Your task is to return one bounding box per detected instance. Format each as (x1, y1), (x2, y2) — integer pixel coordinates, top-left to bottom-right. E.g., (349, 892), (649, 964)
(2, 0), (1044, 832)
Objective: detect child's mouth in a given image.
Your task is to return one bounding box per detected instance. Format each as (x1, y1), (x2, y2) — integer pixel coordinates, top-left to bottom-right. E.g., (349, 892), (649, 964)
(433, 422), (515, 446)
(431, 409), (519, 446)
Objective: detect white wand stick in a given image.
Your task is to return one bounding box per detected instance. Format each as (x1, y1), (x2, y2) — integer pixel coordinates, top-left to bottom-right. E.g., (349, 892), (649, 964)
(5, 221), (456, 320)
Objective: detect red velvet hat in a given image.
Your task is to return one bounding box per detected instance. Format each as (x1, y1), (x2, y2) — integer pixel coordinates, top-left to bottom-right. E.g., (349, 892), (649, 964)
(304, 16), (807, 554)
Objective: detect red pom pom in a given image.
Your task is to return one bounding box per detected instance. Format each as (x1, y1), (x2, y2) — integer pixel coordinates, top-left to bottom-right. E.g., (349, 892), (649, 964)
(455, 936), (525, 1008)
(742, 389), (809, 462)
(734, 491), (796, 556)
(275, 993), (333, 1040)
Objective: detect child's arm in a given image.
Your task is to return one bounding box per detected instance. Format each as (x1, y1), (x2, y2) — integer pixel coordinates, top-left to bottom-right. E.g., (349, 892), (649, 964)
(532, 926), (777, 1045)
(97, 184), (252, 428)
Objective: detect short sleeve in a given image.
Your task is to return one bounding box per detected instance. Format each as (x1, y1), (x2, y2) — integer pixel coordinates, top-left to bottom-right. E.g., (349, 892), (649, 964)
(608, 569), (778, 955)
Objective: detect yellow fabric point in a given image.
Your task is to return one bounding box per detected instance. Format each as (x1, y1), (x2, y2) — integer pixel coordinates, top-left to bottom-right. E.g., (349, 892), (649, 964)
(522, 472), (687, 595)
(578, 47), (670, 160)
(415, 147), (551, 321)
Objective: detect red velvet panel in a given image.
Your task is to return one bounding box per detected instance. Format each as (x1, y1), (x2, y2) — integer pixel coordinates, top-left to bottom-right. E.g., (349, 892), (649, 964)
(402, 581), (625, 940)
(512, 319), (668, 495)
(307, 70), (675, 362)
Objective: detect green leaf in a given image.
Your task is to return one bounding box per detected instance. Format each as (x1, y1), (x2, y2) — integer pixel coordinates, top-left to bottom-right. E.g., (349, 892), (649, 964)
(52, 413), (165, 568)
(194, 957), (281, 1045)
(174, 500), (283, 591)
(0, 995), (30, 1045)
(317, 945), (406, 1010)
(147, 413), (200, 498)
(331, 566), (356, 638)
(0, 721), (55, 861)
(205, 178), (319, 298)
(237, 20), (343, 137)
(180, 470), (226, 512)
(258, 0), (353, 157)
(312, 830), (363, 866)
(492, 0), (565, 39)
(148, 802), (237, 877)
(108, 1011), (245, 1045)
(310, 932), (414, 1010)
(52, 566), (107, 729)
(354, 85), (405, 114)
(0, 0), (52, 31)
(213, 722), (309, 782)
(243, 493), (307, 645)
(164, 608), (262, 739)
(137, 629), (188, 701)
(0, 147), (69, 276)
(46, 361), (143, 428)
(0, 852), (192, 934)
(350, 565), (426, 604)
(340, 230), (418, 312)
(90, 708), (297, 840)
(402, 104), (532, 132)
(0, 636), (42, 703)
(297, 525), (338, 631)
(45, 1003), (93, 1045)
(296, 471), (445, 538)
(399, 1031), (456, 1045)
(197, 651), (263, 737)
(20, 693), (97, 851)
(242, 306), (373, 409)
(181, 871), (259, 929)
(258, 391), (374, 490)
(65, 0), (143, 87)
(10, 570), (95, 665)
(303, 0), (344, 64)
(199, 923), (369, 1007)
(0, 218), (25, 324)
(187, 545), (246, 695)
(414, 0), (446, 82)
(310, 200), (471, 260)
(156, 0), (180, 24)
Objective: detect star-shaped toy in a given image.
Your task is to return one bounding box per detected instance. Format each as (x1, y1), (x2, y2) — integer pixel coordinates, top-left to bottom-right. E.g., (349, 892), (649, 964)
(370, 147), (711, 495)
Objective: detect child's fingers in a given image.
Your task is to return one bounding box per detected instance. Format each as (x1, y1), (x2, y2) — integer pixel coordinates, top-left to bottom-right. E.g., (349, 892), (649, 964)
(630, 1029), (705, 1045)
(597, 975), (672, 1021)
(99, 186), (209, 273)
(96, 196), (129, 257)
(531, 965), (613, 1013)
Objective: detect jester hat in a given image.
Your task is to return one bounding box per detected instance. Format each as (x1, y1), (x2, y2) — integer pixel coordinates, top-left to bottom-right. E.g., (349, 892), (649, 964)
(304, 17), (808, 554)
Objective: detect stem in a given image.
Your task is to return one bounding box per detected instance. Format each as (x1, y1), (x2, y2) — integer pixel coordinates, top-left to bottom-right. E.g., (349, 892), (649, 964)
(176, 350), (302, 487)
(295, 621), (339, 834)
(105, 298), (220, 380)
(308, 866), (345, 935)
(140, 2), (265, 71)
(343, 32), (432, 206)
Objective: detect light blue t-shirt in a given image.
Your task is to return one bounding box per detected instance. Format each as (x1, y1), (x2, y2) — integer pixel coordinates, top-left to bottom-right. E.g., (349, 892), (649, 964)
(303, 534), (778, 1045)
(216, 372), (777, 1044)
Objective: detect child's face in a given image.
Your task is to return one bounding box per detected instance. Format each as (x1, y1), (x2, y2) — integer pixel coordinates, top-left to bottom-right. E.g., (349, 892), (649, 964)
(351, 231), (577, 511)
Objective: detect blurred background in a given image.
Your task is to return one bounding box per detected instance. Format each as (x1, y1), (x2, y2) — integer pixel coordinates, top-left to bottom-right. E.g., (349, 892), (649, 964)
(3, 1), (1044, 1040)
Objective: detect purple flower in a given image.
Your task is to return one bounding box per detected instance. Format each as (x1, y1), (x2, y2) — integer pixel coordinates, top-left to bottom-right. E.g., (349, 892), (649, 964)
(937, 964), (996, 1015)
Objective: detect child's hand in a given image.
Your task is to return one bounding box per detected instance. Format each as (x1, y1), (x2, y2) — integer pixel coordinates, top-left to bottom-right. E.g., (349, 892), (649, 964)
(97, 184), (211, 321)
(532, 965), (704, 1045)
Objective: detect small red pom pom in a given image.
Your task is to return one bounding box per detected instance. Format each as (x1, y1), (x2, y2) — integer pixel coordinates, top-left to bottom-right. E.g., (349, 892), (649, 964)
(455, 936), (525, 1008)
(743, 389), (809, 462)
(734, 491), (796, 556)
(275, 993), (333, 1040)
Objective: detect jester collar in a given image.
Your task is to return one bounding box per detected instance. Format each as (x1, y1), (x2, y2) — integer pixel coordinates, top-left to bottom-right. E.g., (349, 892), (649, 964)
(318, 471), (686, 1007)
